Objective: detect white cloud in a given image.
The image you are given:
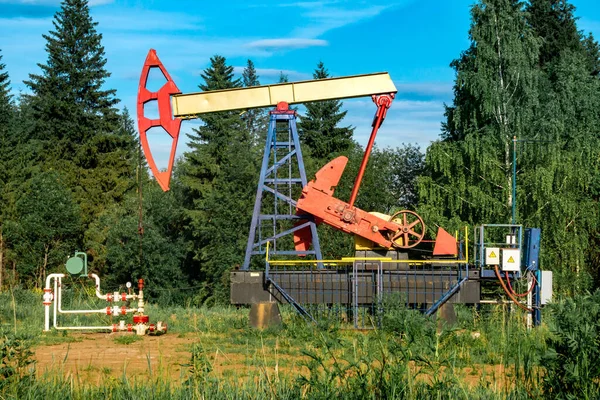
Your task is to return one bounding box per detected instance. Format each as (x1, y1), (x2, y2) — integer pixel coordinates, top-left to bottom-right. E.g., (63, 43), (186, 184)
(0, 16), (52, 27)
(0, 0), (57, 3)
(290, 3), (392, 38)
(340, 97), (443, 150)
(246, 38), (328, 50)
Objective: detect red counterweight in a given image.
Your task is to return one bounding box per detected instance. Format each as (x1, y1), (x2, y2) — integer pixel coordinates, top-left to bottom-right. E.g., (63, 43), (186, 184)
(137, 49), (182, 191)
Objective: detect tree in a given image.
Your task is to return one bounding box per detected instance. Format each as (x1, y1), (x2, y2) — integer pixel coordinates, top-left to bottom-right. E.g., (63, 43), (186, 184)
(180, 55), (259, 304)
(4, 171), (81, 288)
(87, 182), (189, 305)
(0, 50), (11, 128)
(278, 72), (289, 83)
(24, 0), (136, 227)
(420, 0), (540, 228)
(241, 60), (268, 142)
(526, 0), (582, 70)
(25, 0), (119, 145)
(582, 33), (600, 77)
(421, 0), (600, 293)
(298, 61), (354, 160)
(0, 49), (14, 291)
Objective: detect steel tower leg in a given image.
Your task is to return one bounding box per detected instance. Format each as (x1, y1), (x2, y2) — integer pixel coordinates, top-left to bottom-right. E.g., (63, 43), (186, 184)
(242, 106), (323, 270)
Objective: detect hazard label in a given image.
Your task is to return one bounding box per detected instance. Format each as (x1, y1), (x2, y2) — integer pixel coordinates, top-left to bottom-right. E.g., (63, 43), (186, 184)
(485, 247), (500, 265)
(507, 256), (515, 263)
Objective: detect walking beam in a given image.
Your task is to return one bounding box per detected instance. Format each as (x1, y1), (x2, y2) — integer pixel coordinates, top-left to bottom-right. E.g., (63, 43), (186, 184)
(171, 73), (397, 118)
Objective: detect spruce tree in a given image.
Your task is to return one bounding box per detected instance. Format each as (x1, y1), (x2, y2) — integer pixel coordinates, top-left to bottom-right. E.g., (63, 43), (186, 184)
(582, 33), (600, 77)
(241, 60), (268, 141)
(24, 0), (136, 227)
(25, 0), (119, 145)
(527, 0), (582, 69)
(278, 71), (289, 83)
(181, 55), (259, 304)
(0, 49), (12, 291)
(298, 61), (354, 160)
(0, 49), (13, 188)
(0, 50), (11, 128)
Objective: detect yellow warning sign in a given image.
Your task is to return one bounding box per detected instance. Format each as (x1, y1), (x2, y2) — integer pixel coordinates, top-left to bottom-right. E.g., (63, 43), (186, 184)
(508, 256), (515, 263)
(489, 251), (497, 258)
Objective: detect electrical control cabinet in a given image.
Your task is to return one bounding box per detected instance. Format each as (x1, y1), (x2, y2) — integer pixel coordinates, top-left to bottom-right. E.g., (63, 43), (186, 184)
(540, 270), (552, 305)
(485, 247), (500, 265)
(502, 249), (521, 272)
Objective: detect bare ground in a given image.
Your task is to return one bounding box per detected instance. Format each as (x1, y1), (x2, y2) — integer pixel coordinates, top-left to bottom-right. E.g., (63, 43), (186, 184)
(34, 332), (308, 385)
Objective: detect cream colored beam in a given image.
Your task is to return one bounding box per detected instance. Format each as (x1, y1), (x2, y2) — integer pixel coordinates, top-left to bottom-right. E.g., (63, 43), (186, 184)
(172, 72), (397, 118)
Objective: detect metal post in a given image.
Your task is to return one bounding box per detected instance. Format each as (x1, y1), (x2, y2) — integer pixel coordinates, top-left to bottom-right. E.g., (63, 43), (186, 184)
(512, 136), (517, 224)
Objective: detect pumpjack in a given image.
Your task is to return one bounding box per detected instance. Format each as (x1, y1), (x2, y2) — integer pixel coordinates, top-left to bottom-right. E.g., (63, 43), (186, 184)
(136, 50), (456, 262)
(136, 50), (489, 327)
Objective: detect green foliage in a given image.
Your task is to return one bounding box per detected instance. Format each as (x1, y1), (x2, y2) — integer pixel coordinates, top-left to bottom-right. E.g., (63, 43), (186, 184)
(421, 0), (600, 293)
(0, 332), (35, 390)
(4, 171), (81, 287)
(542, 290), (600, 399)
(22, 0), (136, 228)
(0, 49), (12, 127)
(241, 59), (268, 141)
(581, 33), (600, 77)
(1, 0), (138, 288)
(179, 55), (260, 304)
(527, 0), (582, 69)
(86, 181), (189, 305)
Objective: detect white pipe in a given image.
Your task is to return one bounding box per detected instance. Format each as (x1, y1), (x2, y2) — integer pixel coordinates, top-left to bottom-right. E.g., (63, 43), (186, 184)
(45, 273), (65, 289)
(90, 273), (137, 302)
(45, 273), (145, 333)
(55, 325), (114, 331)
(58, 308), (108, 314)
(53, 277), (58, 329)
(43, 274), (63, 332)
(44, 303), (50, 332)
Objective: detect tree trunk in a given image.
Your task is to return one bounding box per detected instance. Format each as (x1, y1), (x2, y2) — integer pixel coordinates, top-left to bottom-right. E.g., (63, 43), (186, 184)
(494, 9), (513, 218)
(41, 244), (49, 289)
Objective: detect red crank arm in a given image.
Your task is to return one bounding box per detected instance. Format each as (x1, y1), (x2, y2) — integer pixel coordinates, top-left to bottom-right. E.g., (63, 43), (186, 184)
(137, 49), (182, 191)
(348, 93), (395, 207)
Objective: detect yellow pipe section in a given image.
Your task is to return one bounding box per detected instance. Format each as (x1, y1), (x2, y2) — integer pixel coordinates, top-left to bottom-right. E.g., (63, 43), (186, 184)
(172, 73), (397, 118)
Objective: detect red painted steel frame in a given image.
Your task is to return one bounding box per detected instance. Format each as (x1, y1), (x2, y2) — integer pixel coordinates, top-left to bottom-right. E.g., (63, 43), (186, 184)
(137, 49), (182, 191)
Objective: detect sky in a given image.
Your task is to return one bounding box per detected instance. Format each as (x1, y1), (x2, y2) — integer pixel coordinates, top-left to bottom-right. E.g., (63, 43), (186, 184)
(1, 0), (600, 170)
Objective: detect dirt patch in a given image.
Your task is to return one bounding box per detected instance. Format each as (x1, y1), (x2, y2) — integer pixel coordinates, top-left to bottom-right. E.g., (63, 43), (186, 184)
(35, 333), (194, 383)
(34, 333), (308, 385)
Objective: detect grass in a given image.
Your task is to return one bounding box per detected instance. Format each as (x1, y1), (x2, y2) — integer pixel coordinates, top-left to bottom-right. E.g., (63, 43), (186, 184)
(0, 286), (599, 399)
(113, 334), (143, 345)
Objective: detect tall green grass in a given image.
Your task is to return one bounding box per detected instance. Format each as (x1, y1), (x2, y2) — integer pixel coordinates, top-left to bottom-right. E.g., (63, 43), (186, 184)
(1, 287), (599, 399)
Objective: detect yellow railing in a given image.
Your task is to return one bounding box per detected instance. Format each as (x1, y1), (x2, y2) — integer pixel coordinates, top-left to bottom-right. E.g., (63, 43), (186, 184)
(264, 226), (470, 267)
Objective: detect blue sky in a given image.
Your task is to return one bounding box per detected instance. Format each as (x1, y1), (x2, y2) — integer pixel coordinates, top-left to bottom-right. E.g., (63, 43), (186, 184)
(1, 0), (599, 170)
